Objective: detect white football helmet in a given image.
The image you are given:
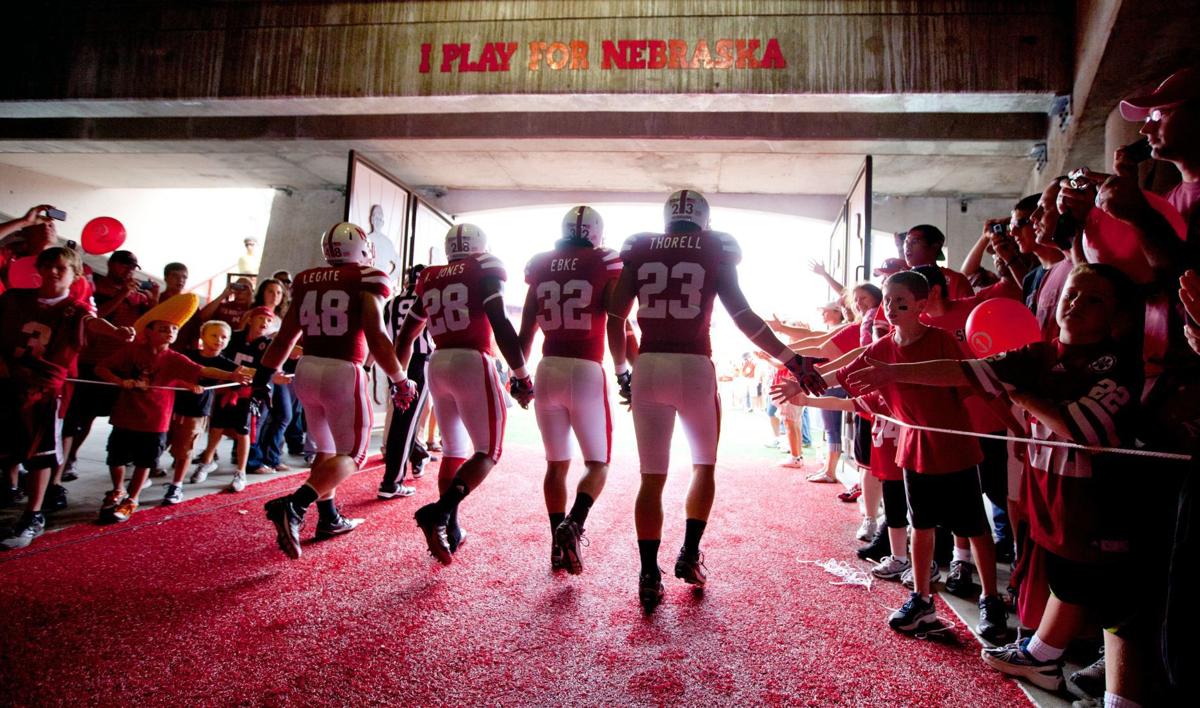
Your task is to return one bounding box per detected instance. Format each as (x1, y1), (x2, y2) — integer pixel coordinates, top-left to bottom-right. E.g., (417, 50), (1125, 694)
(321, 222), (375, 266)
(664, 189), (710, 230)
(561, 205), (604, 247)
(445, 223), (487, 261)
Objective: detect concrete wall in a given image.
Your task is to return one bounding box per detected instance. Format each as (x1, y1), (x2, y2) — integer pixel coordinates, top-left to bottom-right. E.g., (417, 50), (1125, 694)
(258, 188), (345, 281)
(0, 163), (272, 291)
(873, 195), (1024, 270)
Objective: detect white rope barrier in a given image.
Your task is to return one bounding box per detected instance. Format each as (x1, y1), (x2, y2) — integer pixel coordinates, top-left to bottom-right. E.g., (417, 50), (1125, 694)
(875, 414), (1192, 462)
(65, 378), (243, 393)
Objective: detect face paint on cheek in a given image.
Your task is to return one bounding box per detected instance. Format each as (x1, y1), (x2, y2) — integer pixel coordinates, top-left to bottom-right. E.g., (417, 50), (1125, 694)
(895, 305), (908, 311)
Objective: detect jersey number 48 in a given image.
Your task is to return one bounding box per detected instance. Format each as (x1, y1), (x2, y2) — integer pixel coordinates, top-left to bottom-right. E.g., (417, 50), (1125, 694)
(298, 289), (350, 336)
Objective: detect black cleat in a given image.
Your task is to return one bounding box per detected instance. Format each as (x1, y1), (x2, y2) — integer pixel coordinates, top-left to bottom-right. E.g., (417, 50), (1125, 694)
(550, 540), (567, 571)
(554, 518), (586, 575)
(44, 483), (68, 512)
(264, 497), (305, 560)
(447, 524), (467, 553)
(414, 503), (452, 565)
(674, 548), (707, 587)
(315, 515), (364, 540)
(377, 481), (415, 499)
(639, 569), (665, 612)
(977, 594), (1010, 644)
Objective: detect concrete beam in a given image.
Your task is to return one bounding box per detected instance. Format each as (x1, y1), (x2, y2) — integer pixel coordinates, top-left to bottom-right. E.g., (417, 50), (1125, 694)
(0, 111), (1047, 143)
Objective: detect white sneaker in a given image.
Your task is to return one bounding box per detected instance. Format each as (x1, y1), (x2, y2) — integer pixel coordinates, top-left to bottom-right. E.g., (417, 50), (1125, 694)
(856, 516), (878, 542)
(227, 472), (247, 493)
(190, 461), (218, 484)
(779, 456), (804, 468)
(871, 555), (911, 579)
(765, 439), (781, 448)
(901, 559), (941, 589)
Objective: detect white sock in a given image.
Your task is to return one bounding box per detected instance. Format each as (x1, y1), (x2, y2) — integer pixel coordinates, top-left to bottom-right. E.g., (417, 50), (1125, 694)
(1104, 693), (1140, 708)
(892, 549), (908, 561)
(1026, 635), (1065, 662)
(953, 546), (972, 563)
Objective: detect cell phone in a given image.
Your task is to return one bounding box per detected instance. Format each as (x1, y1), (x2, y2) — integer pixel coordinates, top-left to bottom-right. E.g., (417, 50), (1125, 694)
(138, 279), (155, 290)
(990, 223), (1008, 236)
(1124, 137), (1152, 164)
(231, 282), (249, 292)
(44, 208), (66, 221)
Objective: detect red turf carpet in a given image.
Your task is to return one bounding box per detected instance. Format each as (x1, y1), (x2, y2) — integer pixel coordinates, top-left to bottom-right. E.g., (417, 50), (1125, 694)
(0, 442), (1030, 706)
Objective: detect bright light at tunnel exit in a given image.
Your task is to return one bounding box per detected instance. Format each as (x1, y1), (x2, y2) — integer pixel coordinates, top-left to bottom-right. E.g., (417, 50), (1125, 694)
(459, 203), (840, 367)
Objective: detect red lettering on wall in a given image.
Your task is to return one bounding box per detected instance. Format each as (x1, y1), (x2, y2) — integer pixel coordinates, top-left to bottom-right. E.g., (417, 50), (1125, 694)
(419, 43), (432, 73)
(570, 40), (589, 69)
(668, 39), (687, 69)
(601, 40), (625, 69)
(713, 39), (734, 69)
(760, 38), (786, 68)
(690, 39), (713, 69)
(647, 40), (667, 69)
(625, 39), (647, 69)
(735, 39), (761, 69)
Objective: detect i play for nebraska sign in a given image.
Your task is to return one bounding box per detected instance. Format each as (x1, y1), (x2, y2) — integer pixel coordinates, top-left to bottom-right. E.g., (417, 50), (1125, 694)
(419, 38), (787, 73)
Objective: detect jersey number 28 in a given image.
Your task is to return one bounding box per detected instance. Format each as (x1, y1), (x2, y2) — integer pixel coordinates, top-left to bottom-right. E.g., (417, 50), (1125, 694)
(423, 284), (470, 336)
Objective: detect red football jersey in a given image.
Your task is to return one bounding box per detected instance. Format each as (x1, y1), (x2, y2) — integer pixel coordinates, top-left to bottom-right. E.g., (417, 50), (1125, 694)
(0, 290), (91, 392)
(525, 245), (622, 363)
(292, 264), (391, 364)
(620, 230), (741, 356)
(837, 326), (983, 475)
(414, 253), (507, 354)
(941, 267), (975, 300)
(854, 393), (902, 481)
(964, 340), (1141, 562)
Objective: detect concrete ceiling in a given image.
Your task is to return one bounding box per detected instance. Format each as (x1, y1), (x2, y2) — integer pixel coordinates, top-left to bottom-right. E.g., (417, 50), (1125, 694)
(0, 95), (1051, 199)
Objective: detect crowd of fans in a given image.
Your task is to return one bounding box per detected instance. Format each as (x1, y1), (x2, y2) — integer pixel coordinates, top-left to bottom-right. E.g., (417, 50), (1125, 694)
(1, 64), (1197, 707)
(766, 66), (1199, 707)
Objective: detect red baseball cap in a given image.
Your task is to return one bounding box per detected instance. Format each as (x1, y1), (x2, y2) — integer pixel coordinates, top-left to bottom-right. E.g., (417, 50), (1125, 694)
(247, 306), (277, 320)
(872, 257), (907, 277)
(1119, 66), (1200, 121)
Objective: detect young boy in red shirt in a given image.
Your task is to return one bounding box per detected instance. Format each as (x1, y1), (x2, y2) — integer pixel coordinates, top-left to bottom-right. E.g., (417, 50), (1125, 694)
(825, 270), (1008, 639)
(852, 264), (1145, 704)
(0, 247), (134, 548)
(95, 295), (248, 522)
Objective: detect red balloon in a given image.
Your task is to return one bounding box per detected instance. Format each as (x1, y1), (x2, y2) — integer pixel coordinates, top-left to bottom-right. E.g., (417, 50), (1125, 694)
(1083, 190), (1186, 285)
(7, 256), (41, 289)
(965, 297), (1040, 358)
(81, 217), (127, 255)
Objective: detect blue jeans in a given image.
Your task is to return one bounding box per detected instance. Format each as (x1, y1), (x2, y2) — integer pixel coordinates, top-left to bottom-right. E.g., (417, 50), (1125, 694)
(248, 384), (295, 469)
(801, 408), (812, 446)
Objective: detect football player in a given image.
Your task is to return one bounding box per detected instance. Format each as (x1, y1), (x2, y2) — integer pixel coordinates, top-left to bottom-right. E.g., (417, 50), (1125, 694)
(518, 206), (624, 574)
(378, 264), (435, 499)
(394, 223), (532, 565)
(607, 189), (827, 611)
(256, 222), (416, 560)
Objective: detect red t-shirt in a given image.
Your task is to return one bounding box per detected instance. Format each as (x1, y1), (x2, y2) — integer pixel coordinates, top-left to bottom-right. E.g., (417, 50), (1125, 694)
(837, 326), (982, 474)
(620, 229), (741, 356)
(854, 393), (903, 481)
(414, 253), (506, 355)
(920, 280), (1023, 433)
(292, 264), (391, 364)
(85, 274), (153, 365)
(102, 343), (204, 433)
(963, 340), (1141, 562)
(525, 244), (622, 363)
(941, 266), (974, 299)
(1034, 258), (1071, 343)
(829, 322), (859, 355)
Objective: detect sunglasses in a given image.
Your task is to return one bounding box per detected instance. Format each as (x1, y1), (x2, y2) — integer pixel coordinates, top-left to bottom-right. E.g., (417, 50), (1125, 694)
(1010, 218), (1032, 228)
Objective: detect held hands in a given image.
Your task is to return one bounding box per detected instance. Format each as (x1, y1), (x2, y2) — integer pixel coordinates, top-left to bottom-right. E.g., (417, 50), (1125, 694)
(843, 356), (894, 394)
(391, 378), (418, 411)
(769, 379), (808, 406)
(1180, 270), (1200, 356)
(615, 369), (633, 410)
(509, 375), (534, 409)
(234, 366), (255, 385)
(784, 355), (827, 395)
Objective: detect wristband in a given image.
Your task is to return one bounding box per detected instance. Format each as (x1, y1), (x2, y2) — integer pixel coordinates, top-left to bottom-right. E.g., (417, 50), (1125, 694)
(614, 361), (630, 375)
(513, 366), (529, 379)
